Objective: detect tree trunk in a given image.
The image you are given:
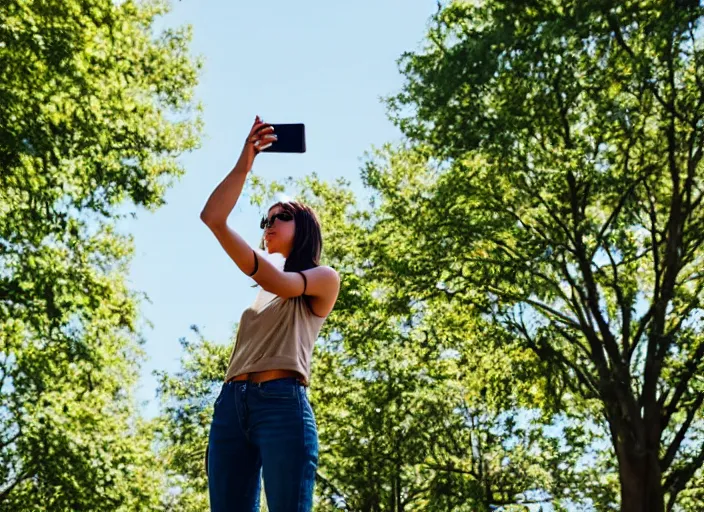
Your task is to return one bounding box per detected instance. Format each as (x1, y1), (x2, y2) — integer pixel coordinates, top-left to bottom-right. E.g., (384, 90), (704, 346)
(615, 436), (664, 512)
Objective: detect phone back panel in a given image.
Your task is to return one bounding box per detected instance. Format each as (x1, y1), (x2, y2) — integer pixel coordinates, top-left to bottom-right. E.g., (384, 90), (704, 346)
(261, 123), (306, 153)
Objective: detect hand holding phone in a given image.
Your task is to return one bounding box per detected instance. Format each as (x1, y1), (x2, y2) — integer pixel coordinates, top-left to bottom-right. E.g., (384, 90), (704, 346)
(244, 117), (277, 164)
(243, 117), (306, 170)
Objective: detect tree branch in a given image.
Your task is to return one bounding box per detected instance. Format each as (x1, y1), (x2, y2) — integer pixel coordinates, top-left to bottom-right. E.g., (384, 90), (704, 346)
(486, 285), (581, 330)
(0, 466), (35, 504)
(664, 438), (704, 511)
(0, 429), (21, 451)
(515, 319), (600, 398)
(590, 164), (655, 262)
(661, 392), (704, 472)
(601, 243), (633, 357)
(661, 341), (704, 431)
(606, 12), (687, 123)
(567, 171), (623, 370)
(315, 471), (352, 509)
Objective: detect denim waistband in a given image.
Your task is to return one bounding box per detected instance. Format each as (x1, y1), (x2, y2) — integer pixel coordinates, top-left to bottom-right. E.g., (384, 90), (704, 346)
(226, 376), (303, 387)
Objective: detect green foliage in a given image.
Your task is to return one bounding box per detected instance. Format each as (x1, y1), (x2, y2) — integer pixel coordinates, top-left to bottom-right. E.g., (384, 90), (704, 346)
(382, 1), (704, 510)
(152, 327), (231, 512)
(235, 175), (609, 510)
(0, 0), (201, 509)
(7, 0), (700, 510)
(134, 0), (704, 510)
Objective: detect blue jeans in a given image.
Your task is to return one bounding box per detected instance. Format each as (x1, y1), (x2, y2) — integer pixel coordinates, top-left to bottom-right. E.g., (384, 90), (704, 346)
(207, 377), (319, 512)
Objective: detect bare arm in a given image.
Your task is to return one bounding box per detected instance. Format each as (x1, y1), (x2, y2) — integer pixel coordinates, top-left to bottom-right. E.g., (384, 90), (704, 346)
(200, 117), (340, 312)
(200, 116), (273, 225)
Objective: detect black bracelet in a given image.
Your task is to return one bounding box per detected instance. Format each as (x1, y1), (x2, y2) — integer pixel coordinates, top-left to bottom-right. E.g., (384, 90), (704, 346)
(297, 271), (307, 295)
(248, 250), (259, 276)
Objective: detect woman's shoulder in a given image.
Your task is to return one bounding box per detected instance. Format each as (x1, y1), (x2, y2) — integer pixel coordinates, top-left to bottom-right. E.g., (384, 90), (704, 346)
(304, 265), (339, 279)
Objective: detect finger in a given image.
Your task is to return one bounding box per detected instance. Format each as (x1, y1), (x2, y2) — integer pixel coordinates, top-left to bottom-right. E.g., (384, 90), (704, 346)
(252, 137), (277, 150)
(248, 122), (265, 137)
(248, 125), (272, 141)
(252, 134), (277, 152)
(253, 124), (274, 137)
(248, 117), (269, 135)
(259, 133), (278, 143)
(249, 133), (277, 145)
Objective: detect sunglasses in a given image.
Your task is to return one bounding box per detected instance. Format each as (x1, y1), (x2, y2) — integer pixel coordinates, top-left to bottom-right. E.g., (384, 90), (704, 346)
(260, 212), (293, 230)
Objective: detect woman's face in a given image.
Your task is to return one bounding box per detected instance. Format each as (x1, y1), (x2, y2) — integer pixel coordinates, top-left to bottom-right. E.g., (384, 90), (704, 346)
(264, 205), (296, 257)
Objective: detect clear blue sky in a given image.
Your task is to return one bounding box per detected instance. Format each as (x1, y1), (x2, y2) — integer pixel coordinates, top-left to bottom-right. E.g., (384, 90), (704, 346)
(121, 0), (437, 419)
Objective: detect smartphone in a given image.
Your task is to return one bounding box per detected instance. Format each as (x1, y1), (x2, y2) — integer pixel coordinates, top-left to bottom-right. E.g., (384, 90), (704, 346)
(260, 123), (306, 153)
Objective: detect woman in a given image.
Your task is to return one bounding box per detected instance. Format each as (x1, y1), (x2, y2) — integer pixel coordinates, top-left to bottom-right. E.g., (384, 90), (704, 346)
(200, 116), (341, 512)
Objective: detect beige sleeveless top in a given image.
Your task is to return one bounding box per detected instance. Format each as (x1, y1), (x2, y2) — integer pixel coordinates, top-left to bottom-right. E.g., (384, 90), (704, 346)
(224, 291), (327, 386)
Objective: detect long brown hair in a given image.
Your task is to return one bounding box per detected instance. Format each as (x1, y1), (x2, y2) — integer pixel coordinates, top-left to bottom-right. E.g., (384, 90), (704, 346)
(258, 200), (322, 272)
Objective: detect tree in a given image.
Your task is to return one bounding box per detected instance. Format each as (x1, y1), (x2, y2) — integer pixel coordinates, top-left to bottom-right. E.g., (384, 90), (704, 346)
(376, 1), (704, 510)
(152, 327), (231, 512)
(248, 176), (611, 511)
(155, 172), (601, 511)
(0, 0), (201, 508)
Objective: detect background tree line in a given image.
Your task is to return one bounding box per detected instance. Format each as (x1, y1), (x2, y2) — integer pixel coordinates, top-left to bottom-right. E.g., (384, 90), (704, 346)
(1, 1), (702, 511)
